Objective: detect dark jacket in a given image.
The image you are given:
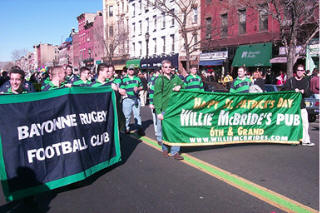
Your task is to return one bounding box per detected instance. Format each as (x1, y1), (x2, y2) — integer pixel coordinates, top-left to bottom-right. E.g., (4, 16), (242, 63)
(283, 77), (312, 109)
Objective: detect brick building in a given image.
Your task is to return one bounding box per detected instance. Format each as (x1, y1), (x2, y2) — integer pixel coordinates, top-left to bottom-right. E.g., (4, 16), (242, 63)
(200, 0), (280, 78)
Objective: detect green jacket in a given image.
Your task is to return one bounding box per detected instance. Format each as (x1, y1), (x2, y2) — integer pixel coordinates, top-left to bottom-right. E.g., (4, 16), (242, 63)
(153, 74), (184, 114)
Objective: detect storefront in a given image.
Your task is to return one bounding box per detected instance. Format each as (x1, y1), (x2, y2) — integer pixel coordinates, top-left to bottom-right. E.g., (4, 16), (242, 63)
(199, 51), (228, 81)
(232, 42), (272, 70)
(126, 59), (141, 69)
(140, 54), (179, 72)
(179, 55), (199, 72)
(270, 45), (305, 72)
(112, 58), (127, 72)
(306, 40), (319, 72)
(83, 58), (94, 68)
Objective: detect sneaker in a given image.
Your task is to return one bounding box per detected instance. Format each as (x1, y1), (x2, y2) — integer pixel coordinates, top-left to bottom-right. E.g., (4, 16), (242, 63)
(162, 150), (168, 158)
(302, 142), (315, 146)
(157, 141), (162, 146)
(171, 153), (184, 160)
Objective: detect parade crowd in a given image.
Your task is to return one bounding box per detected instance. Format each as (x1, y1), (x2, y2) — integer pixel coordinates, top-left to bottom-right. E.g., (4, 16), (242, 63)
(0, 60), (319, 160)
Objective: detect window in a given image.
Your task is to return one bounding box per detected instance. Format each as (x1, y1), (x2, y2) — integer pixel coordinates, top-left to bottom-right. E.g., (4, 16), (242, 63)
(145, 0), (149, 12)
(193, 32), (198, 50)
(153, 15), (157, 31)
(162, 36), (166, 53)
(146, 18), (149, 32)
(153, 38), (157, 54)
(139, 0), (142, 14)
(221, 13), (228, 37)
(132, 42), (135, 55)
(132, 23), (136, 36)
(139, 20), (142, 35)
(139, 41), (142, 56)
(193, 7), (198, 23)
(170, 9), (175, 26)
(109, 26), (114, 37)
(132, 3), (135, 16)
(162, 12), (166, 28)
(259, 4), (268, 31)
(238, 9), (246, 34)
(109, 6), (113, 17)
(206, 17), (212, 39)
(170, 34), (175, 52)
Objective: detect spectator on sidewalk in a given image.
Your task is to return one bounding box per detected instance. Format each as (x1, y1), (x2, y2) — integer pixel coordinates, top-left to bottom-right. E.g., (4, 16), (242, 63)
(310, 68), (319, 97)
(276, 70), (287, 86)
(251, 69), (265, 92)
(283, 64), (314, 146)
(154, 60), (184, 160)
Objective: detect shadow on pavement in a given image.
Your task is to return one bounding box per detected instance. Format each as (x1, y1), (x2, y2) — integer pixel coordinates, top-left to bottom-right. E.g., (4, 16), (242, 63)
(0, 134), (142, 213)
(181, 143), (299, 154)
(56, 132), (141, 191)
(0, 167), (56, 213)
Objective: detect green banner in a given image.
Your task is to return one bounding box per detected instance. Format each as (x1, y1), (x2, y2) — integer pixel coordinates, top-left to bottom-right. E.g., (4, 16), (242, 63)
(162, 90), (302, 146)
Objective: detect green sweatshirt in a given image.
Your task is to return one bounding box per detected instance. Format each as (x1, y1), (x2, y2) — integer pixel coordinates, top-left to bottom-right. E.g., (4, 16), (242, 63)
(153, 74), (184, 114)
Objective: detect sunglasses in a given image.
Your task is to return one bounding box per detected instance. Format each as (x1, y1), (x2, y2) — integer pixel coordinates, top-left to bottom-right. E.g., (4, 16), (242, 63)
(163, 66), (172, 68)
(297, 69), (305, 72)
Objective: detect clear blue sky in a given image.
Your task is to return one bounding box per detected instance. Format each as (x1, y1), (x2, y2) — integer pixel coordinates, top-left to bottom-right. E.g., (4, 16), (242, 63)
(0, 0), (102, 62)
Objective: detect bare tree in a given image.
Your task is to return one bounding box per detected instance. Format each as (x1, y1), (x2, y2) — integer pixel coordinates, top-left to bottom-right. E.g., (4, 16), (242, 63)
(151, 0), (203, 72)
(95, 20), (129, 64)
(11, 49), (28, 62)
(238, 0), (319, 77)
(3, 62), (15, 71)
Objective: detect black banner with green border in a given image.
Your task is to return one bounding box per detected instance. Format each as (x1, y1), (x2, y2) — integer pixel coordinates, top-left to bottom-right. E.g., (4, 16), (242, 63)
(0, 87), (121, 201)
(162, 90), (302, 146)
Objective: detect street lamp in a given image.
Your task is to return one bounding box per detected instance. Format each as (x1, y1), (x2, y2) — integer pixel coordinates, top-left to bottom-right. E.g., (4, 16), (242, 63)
(88, 49), (92, 59)
(145, 32), (150, 58)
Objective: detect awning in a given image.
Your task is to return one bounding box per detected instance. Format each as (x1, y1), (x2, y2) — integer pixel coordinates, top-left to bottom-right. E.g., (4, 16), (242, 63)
(270, 57), (287, 64)
(114, 64), (126, 70)
(232, 42), (272, 67)
(270, 56), (303, 64)
(126, 59), (141, 68)
(199, 60), (224, 66)
(311, 57), (319, 67)
(140, 57), (153, 69)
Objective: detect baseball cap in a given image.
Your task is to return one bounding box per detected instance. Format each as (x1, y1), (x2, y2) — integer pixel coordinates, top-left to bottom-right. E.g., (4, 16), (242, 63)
(128, 64), (135, 70)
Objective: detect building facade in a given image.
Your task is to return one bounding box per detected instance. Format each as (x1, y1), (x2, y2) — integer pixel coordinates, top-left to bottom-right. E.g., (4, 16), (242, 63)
(200, 0), (280, 78)
(33, 43), (58, 69)
(177, 0), (202, 72)
(128, 0), (180, 70)
(77, 13), (98, 68)
(103, 0), (130, 70)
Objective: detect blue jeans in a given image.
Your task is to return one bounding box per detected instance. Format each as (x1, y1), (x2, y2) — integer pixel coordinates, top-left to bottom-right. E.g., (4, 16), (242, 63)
(156, 112), (180, 155)
(122, 98), (142, 131)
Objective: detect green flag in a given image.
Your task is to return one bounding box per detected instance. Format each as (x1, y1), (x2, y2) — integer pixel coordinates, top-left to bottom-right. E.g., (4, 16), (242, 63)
(162, 90), (302, 146)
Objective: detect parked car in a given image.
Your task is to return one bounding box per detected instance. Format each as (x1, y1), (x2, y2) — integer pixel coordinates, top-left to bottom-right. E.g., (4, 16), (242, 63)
(264, 84), (318, 122)
(304, 94), (319, 122)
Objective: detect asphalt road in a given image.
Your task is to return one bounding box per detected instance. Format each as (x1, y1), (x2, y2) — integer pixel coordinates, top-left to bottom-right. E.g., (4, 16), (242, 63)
(0, 106), (318, 213)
